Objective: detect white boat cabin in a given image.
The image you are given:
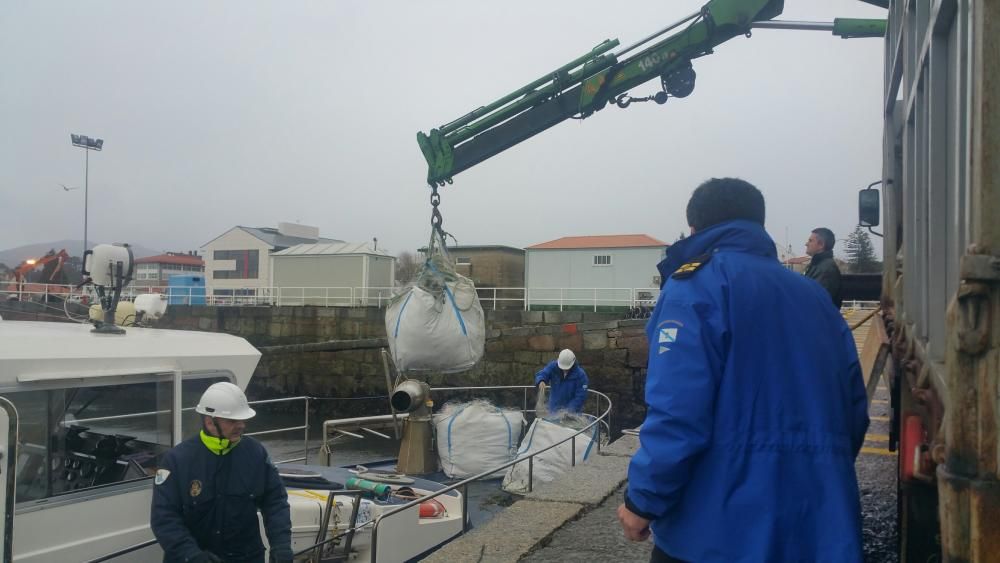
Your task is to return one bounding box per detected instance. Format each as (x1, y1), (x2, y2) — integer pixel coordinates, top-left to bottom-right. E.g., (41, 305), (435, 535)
(0, 320), (260, 562)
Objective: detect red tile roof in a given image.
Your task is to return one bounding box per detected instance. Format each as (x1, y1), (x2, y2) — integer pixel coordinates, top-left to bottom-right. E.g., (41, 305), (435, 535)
(134, 253), (204, 267)
(527, 234), (667, 250)
(784, 256), (811, 265)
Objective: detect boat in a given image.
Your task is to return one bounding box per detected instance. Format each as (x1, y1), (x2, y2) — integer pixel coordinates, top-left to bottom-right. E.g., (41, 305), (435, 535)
(0, 244), (612, 562)
(0, 244), (466, 562)
(0, 317), (469, 562)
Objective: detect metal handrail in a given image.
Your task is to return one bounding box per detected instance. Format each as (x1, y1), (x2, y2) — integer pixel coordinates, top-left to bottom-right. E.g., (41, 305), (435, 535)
(0, 284), (885, 311)
(84, 538), (158, 563)
(2, 284), (665, 310)
(360, 388), (612, 562)
(303, 386), (611, 561)
(319, 385), (611, 466)
(83, 386), (608, 562)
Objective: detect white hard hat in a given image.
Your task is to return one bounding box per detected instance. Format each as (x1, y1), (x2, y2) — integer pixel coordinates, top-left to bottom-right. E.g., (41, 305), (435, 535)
(557, 349), (576, 370)
(195, 382), (256, 420)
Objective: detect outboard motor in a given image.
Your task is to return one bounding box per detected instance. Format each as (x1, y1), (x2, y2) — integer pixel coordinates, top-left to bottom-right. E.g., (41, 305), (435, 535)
(391, 380), (437, 474)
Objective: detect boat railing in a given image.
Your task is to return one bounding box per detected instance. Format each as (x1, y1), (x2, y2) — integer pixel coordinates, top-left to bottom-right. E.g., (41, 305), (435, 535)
(68, 395), (313, 464)
(83, 538), (159, 563)
(319, 384), (611, 466)
(84, 489), (370, 563)
(306, 386), (614, 562)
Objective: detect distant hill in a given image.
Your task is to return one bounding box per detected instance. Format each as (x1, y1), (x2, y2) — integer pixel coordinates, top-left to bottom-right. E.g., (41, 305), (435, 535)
(0, 240), (162, 268)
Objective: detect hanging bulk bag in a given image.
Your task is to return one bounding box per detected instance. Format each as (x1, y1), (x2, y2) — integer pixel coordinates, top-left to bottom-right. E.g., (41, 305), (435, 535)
(385, 230), (485, 373)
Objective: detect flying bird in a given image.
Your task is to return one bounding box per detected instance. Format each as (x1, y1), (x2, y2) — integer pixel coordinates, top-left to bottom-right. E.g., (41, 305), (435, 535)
(59, 183), (79, 191)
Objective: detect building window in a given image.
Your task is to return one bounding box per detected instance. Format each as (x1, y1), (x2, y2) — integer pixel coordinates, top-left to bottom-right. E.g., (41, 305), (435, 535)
(456, 257), (471, 266)
(213, 250), (259, 279)
(593, 255), (612, 266)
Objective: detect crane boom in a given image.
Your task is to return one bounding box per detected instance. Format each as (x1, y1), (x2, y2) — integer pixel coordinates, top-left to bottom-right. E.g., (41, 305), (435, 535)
(417, 0), (885, 186)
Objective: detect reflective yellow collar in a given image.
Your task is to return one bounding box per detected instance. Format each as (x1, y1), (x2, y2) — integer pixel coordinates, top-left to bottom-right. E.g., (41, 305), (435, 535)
(200, 430), (239, 455)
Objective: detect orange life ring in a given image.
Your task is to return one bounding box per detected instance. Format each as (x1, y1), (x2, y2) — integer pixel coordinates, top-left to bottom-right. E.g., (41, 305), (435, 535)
(419, 499), (446, 518)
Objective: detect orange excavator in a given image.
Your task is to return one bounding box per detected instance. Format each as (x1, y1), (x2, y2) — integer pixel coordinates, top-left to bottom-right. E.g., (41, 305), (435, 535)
(5, 249), (71, 301)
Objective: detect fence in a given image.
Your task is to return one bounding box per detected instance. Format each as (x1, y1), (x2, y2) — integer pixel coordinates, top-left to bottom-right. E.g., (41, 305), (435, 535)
(2, 283), (663, 311)
(2, 283), (883, 313)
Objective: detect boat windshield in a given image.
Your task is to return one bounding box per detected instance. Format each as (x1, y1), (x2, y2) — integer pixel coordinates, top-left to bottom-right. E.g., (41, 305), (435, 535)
(5, 378), (175, 503)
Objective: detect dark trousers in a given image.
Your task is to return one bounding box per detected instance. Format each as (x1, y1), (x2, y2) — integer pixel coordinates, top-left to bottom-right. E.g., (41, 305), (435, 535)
(651, 544), (686, 563)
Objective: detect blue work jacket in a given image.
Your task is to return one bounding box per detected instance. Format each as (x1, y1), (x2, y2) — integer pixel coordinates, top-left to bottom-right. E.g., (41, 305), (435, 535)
(151, 434), (292, 563)
(626, 220), (869, 562)
(534, 361), (589, 412)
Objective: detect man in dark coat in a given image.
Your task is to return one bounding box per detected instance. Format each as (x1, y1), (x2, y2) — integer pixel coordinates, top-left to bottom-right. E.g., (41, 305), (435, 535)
(804, 227), (842, 308)
(151, 382), (292, 563)
(618, 179), (868, 562)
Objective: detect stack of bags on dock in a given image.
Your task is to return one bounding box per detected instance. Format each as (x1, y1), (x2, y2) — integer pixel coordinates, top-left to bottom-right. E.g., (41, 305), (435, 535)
(502, 413), (599, 493)
(433, 400), (525, 478)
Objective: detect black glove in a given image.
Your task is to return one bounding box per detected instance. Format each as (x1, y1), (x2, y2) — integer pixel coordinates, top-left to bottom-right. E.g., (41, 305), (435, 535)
(190, 552), (223, 563)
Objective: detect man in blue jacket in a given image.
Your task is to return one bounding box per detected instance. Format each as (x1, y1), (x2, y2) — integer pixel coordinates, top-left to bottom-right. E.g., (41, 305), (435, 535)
(534, 348), (589, 413)
(151, 382), (293, 563)
(618, 178), (869, 562)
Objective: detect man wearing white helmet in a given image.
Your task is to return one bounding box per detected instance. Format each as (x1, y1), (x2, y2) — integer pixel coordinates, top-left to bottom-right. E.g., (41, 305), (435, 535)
(151, 382), (292, 563)
(534, 348), (589, 413)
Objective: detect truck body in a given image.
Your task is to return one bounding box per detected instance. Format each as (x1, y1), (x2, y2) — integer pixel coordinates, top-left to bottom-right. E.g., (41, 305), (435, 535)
(879, 1), (1000, 560)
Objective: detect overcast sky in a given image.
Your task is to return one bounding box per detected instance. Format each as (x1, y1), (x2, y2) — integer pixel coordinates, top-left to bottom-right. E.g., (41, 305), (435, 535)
(1, 0), (886, 259)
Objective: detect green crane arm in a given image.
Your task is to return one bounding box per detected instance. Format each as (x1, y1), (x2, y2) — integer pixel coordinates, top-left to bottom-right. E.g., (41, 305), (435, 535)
(417, 0), (885, 187)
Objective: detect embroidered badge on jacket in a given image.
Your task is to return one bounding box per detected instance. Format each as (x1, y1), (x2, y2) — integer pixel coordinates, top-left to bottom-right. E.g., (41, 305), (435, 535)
(190, 480), (203, 497)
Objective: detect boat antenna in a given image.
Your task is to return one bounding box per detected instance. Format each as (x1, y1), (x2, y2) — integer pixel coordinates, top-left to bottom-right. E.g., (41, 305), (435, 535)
(80, 243), (134, 335)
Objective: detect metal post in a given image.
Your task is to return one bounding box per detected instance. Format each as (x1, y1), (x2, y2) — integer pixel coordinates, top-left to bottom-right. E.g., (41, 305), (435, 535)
(462, 483), (470, 532)
(173, 370), (183, 445)
(593, 288), (597, 312)
(528, 457), (533, 492)
(313, 493), (336, 560)
(571, 435), (576, 467)
(303, 397), (310, 464)
(343, 491), (361, 560)
(369, 519), (379, 563)
(84, 148), (89, 255)
(493, 288), (497, 310)
(596, 406), (602, 454)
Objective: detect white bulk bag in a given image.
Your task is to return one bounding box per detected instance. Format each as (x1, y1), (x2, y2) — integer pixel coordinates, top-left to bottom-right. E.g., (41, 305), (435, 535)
(502, 415), (598, 494)
(434, 401), (524, 479)
(385, 231), (485, 373)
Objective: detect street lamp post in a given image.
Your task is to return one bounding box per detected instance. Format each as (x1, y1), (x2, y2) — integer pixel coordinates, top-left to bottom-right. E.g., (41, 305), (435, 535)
(70, 134), (104, 256)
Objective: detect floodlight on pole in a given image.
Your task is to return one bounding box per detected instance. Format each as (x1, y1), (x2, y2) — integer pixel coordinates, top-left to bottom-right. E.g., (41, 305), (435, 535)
(70, 134), (104, 257)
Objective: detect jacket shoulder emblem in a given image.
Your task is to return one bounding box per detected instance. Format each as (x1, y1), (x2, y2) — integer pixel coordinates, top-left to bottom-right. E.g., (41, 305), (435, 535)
(671, 254), (712, 280)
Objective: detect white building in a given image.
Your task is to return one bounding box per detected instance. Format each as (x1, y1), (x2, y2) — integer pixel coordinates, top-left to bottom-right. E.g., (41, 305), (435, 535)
(525, 234), (668, 309)
(271, 242), (396, 306)
(201, 223), (341, 299)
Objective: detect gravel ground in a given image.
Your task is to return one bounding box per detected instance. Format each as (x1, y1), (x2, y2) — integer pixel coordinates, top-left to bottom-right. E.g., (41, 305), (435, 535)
(858, 379), (898, 563)
(522, 377), (899, 563)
